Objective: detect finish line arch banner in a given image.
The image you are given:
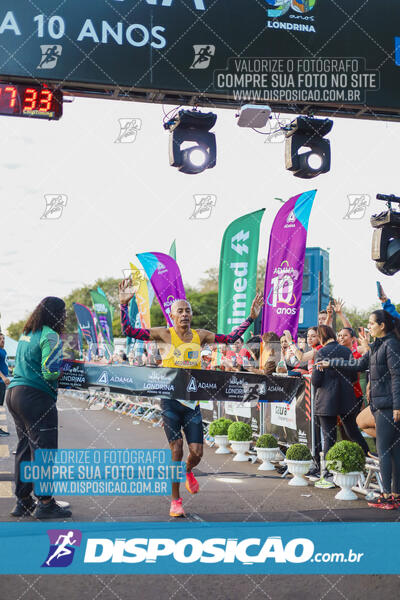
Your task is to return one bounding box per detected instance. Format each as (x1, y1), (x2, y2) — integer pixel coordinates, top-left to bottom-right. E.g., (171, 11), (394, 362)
(0, 1), (399, 118)
(59, 360), (303, 403)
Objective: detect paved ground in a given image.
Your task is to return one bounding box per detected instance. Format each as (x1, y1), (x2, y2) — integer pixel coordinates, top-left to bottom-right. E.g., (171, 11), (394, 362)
(0, 391), (398, 598)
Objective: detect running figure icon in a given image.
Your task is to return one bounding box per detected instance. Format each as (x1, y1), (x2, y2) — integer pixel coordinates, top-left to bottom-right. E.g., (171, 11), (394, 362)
(38, 45), (62, 70)
(45, 531), (77, 566)
(190, 45), (215, 69)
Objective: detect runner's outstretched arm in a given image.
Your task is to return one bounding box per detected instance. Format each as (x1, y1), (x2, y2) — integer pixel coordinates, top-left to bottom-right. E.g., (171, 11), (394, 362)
(200, 292), (264, 344)
(119, 279), (166, 342)
(120, 303), (151, 340)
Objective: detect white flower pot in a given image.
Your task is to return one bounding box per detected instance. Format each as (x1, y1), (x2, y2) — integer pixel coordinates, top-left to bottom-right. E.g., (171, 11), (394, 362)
(285, 459), (312, 486)
(230, 440), (251, 461)
(256, 447), (278, 471)
(214, 435), (231, 454)
(331, 471), (362, 501)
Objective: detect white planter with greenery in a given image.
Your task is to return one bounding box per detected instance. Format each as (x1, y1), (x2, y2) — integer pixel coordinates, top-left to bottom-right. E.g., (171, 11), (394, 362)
(331, 472), (361, 500)
(326, 441), (365, 501)
(209, 419), (233, 454)
(285, 444), (313, 486)
(255, 434), (279, 471)
(228, 422), (253, 462)
(230, 441), (250, 461)
(286, 460), (312, 486)
(214, 435), (230, 454)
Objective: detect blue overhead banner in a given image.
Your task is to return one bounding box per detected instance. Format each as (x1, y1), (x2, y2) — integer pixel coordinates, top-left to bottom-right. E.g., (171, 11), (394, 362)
(0, 522), (399, 574)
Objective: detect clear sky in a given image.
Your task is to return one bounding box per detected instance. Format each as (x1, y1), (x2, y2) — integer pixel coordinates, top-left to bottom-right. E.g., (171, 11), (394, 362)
(0, 96), (399, 332)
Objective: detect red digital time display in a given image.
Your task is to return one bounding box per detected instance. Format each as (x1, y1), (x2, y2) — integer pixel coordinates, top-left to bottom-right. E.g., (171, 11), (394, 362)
(0, 83), (62, 120)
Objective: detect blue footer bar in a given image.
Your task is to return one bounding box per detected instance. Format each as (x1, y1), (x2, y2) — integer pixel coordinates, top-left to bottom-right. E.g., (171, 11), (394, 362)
(0, 522), (399, 574)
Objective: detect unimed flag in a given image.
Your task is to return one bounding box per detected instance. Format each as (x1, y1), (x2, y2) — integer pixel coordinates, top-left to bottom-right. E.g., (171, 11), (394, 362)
(262, 190), (317, 338)
(218, 209), (265, 342)
(137, 252), (186, 327)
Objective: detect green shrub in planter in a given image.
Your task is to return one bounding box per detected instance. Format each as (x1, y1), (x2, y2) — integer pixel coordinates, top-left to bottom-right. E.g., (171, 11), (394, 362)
(256, 434), (278, 449)
(209, 419), (233, 437)
(227, 421), (253, 442)
(285, 444), (312, 461)
(326, 441), (365, 474)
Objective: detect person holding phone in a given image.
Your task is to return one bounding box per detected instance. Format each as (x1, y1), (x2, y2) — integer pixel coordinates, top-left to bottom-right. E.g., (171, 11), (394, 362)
(284, 327), (322, 373)
(316, 310), (400, 510)
(377, 283), (400, 320)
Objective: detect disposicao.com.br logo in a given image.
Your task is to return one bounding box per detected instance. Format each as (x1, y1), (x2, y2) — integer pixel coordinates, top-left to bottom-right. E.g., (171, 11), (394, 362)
(82, 536), (363, 566)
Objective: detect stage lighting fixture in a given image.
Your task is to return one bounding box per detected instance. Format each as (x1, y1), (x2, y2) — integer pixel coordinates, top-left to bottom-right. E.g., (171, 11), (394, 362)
(285, 116), (333, 179)
(165, 109), (217, 174)
(371, 194), (400, 276)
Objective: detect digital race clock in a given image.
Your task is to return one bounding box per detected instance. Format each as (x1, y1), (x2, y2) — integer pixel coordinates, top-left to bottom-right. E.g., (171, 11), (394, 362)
(0, 83), (63, 120)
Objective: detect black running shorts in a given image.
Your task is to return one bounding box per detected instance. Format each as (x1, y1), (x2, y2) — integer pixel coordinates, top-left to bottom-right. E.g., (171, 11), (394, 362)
(160, 399), (204, 444)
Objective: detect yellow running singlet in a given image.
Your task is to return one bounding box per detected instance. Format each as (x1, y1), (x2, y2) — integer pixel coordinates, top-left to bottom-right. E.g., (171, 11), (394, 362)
(162, 328), (201, 408)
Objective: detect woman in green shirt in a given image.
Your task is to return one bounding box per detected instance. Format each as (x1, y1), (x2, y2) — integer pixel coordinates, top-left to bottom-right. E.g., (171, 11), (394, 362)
(6, 296), (72, 519)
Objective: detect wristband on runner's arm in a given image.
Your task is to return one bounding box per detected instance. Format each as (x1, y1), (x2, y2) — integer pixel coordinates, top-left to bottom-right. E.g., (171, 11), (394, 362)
(120, 303), (151, 341)
(214, 317), (254, 344)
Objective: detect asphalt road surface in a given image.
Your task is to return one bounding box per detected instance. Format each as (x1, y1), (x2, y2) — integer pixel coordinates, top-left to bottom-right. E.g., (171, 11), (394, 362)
(0, 391), (397, 599)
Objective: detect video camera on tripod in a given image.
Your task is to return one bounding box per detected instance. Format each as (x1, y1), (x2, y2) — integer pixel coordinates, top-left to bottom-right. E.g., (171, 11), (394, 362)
(371, 194), (400, 275)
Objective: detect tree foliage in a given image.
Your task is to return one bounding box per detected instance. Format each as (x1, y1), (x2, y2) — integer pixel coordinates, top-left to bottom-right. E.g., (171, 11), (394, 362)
(6, 278), (123, 340)
(198, 260), (267, 294)
(6, 318), (26, 341)
(339, 304), (380, 331)
(151, 290), (218, 330)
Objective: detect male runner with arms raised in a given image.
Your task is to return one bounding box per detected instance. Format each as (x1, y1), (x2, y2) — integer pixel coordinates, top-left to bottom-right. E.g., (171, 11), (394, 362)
(119, 278), (264, 517)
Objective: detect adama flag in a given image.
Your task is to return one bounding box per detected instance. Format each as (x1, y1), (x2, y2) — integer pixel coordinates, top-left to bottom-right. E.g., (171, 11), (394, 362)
(262, 190), (317, 338)
(137, 252), (186, 327)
